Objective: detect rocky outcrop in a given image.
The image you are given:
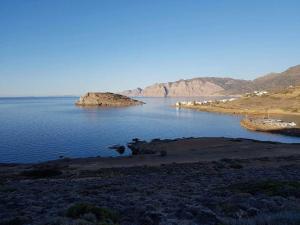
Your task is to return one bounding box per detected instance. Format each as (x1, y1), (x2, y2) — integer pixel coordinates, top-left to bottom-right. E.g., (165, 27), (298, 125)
(75, 92), (144, 107)
(120, 64), (300, 97)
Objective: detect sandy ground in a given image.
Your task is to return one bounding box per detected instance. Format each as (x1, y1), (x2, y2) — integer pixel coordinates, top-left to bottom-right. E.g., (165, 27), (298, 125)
(1, 137), (300, 174)
(1, 137), (300, 225)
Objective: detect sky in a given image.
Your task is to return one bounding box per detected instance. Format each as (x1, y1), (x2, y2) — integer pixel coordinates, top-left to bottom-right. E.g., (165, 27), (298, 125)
(0, 0), (300, 96)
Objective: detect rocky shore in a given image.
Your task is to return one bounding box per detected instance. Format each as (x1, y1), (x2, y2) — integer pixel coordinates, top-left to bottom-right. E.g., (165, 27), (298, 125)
(1, 138), (300, 225)
(75, 92), (144, 107)
(241, 118), (300, 137)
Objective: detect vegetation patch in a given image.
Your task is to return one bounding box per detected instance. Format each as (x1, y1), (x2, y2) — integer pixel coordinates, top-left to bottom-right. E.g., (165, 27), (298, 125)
(229, 163), (243, 169)
(222, 210), (300, 225)
(0, 184), (16, 193)
(229, 180), (300, 197)
(20, 167), (62, 179)
(220, 158), (244, 169)
(159, 150), (167, 157)
(66, 203), (119, 224)
(0, 217), (25, 225)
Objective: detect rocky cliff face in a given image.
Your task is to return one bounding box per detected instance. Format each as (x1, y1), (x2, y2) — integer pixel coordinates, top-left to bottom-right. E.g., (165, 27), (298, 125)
(121, 78), (253, 97)
(120, 65), (300, 97)
(75, 92), (144, 107)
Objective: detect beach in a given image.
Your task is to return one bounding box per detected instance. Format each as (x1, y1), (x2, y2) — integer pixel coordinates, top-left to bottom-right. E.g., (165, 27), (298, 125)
(1, 137), (300, 225)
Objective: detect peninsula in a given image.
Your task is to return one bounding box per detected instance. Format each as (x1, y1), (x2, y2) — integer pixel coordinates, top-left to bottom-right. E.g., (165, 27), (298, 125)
(75, 92), (144, 107)
(178, 86), (300, 116)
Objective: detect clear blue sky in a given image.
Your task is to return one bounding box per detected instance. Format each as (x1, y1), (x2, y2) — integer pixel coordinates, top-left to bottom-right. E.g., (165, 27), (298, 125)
(1, 0), (300, 96)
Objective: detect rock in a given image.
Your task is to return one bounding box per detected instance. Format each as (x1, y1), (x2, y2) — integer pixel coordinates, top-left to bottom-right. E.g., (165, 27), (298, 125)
(195, 208), (220, 224)
(127, 140), (156, 155)
(109, 145), (126, 154)
(247, 207), (260, 217)
(75, 92), (144, 107)
(139, 211), (162, 225)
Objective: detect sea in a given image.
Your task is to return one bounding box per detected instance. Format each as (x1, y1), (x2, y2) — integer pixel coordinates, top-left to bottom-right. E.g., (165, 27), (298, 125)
(0, 97), (299, 163)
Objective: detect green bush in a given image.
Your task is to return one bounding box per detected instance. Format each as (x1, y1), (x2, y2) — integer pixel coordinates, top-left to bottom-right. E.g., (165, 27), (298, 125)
(0, 217), (25, 225)
(222, 210), (300, 225)
(21, 168), (62, 178)
(66, 203), (119, 224)
(229, 180), (300, 197)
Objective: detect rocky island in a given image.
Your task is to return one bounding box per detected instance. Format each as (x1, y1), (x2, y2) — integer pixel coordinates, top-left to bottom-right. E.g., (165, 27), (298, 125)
(75, 92), (144, 107)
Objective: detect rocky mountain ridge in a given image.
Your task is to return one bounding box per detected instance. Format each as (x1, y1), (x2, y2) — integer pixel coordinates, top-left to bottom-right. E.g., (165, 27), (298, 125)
(121, 65), (300, 97)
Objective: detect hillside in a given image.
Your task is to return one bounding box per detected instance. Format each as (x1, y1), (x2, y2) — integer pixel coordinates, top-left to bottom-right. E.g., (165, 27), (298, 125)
(121, 65), (300, 97)
(181, 86), (300, 116)
(253, 65), (300, 91)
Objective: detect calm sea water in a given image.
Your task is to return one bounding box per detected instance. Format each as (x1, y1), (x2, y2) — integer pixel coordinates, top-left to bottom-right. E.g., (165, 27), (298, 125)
(0, 97), (299, 163)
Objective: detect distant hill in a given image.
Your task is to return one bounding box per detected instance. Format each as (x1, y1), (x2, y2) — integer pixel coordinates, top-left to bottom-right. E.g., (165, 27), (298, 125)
(253, 65), (300, 91)
(120, 65), (300, 97)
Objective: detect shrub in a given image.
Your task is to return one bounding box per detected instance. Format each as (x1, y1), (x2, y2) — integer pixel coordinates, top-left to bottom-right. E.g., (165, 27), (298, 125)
(229, 180), (300, 197)
(159, 150), (167, 157)
(229, 163), (243, 169)
(0, 217), (25, 225)
(0, 184), (16, 193)
(66, 203), (119, 224)
(21, 168), (62, 178)
(222, 210), (300, 225)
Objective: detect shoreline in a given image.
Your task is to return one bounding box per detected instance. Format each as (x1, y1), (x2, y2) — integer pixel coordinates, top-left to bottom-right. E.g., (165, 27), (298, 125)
(1, 137), (300, 225)
(1, 137), (300, 170)
(178, 105), (300, 137)
(240, 118), (300, 137)
(179, 105), (300, 116)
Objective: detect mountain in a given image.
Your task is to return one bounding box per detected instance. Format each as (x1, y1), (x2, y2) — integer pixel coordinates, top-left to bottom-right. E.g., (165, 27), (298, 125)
(253, 65), (300, 91)
(120, 65), (300, 97)
(121, 78), (254, 97)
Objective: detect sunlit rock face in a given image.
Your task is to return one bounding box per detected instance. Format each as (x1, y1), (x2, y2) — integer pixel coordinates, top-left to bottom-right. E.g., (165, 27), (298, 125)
(120, 78), (254, 97)
(120, 65), (300, 97)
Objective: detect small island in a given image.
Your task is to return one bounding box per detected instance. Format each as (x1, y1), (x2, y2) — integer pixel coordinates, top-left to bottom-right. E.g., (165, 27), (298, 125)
(75, 92), (145, 107)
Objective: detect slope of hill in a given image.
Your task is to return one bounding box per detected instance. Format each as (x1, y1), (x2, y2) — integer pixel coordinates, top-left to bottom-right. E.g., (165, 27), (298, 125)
(121, 65), (300, 97)
(182, 86), (300, 116)
(253, 65), (300, 91)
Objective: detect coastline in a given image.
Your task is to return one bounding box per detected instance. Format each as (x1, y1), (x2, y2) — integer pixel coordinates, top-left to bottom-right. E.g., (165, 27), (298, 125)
(1, 137), (300, 225)
(180, 105), (300, 117)
(240, 118), (300, 137)
(2, 137), (300, 171)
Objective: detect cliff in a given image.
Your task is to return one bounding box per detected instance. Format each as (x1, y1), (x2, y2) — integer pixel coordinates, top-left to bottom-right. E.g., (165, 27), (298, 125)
(120, 65), (300, 97)
(75, 92), (144, 107)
